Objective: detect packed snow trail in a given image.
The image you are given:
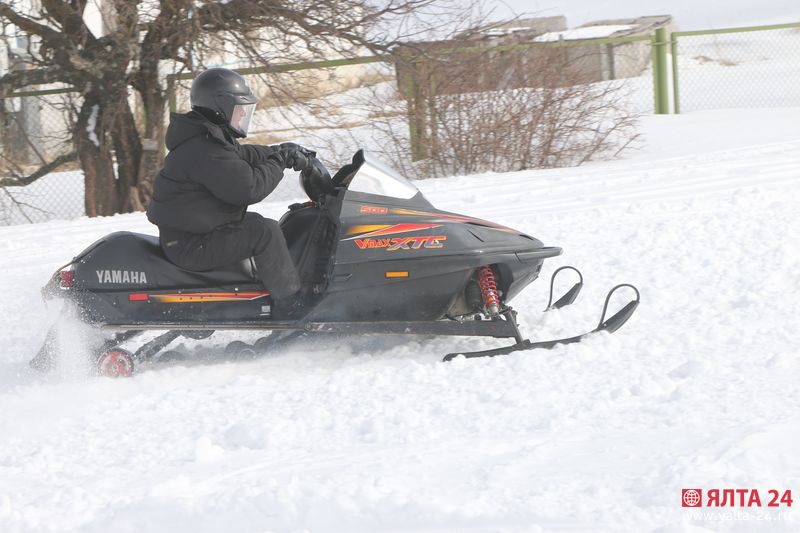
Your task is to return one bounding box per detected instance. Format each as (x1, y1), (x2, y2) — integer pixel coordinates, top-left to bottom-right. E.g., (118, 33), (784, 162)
(0, 109), (799, 532)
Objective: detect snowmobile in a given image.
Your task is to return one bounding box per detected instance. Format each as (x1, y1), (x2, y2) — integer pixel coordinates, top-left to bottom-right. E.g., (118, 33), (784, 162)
(33, 150), (639, 377)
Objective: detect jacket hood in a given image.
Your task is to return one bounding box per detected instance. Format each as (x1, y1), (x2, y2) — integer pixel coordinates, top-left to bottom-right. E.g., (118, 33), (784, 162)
(165, 111), (230, 151)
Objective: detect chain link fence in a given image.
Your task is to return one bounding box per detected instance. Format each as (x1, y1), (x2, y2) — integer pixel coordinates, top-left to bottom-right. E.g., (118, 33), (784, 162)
(3, 22), (798, 226)
(0, 89), (83, 224)
(0, 35), (673, 226)
(671, 23), (800, 112)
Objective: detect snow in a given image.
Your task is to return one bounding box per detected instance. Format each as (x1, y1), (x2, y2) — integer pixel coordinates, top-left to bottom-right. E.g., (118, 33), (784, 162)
(86, 105), (100, 148)
(533, 25), (634, 41)
(1, 106), (799, 531)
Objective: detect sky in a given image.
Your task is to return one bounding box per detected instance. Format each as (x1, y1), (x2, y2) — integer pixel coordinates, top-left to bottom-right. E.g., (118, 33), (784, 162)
(489, 0), (798, 31)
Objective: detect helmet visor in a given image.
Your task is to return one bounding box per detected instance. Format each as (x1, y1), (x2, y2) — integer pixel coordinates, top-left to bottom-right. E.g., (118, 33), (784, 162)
(230, 103), (256, 136)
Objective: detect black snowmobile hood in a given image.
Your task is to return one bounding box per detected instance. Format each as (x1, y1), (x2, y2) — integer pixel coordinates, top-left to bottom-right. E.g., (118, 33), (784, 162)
(165, 111), (230, 151)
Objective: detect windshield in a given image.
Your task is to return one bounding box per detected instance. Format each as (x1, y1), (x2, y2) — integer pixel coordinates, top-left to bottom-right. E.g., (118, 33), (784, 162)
(348, 156), (419, 199)
(231, 103), (256, 136)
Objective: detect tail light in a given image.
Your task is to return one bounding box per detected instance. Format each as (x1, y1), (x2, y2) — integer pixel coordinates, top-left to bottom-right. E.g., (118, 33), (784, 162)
(57, 269), (74, 289)
(42, 265), (76, 301)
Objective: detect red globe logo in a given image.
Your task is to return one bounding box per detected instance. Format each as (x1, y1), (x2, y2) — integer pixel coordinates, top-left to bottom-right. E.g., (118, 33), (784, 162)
(682, 489), (702, 507)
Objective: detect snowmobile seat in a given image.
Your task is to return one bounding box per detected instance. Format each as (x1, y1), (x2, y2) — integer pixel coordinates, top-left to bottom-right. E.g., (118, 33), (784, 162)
(75, 231), (258, 290)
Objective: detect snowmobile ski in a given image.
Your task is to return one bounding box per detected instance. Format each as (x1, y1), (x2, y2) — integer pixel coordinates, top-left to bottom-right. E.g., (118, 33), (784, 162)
(442, 284), (639, 361)
(546, 266), (584, 310)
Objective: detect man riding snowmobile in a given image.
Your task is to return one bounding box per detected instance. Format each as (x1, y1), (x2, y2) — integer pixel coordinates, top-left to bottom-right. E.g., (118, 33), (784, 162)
(146, 67), (314, 318)
(36, 142), (640, 376)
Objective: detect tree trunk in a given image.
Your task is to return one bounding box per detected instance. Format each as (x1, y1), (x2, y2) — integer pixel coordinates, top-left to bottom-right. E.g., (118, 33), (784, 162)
(111, 96), (144, 212)
(76, 75), (165, 216)
(76, 97), (119, 217)
(137, 86), (166, 209)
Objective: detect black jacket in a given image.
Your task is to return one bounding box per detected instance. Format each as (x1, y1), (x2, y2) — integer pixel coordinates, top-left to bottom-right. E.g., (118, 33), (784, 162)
(147, 111), (284, 234)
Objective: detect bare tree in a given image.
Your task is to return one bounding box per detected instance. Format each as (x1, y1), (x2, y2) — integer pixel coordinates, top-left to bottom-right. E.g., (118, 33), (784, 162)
(328, 42), (640, 178)
(0, 0), (473, 217)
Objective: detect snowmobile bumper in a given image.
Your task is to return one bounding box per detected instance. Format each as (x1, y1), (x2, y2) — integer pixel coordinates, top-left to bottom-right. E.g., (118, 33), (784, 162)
(515, 247), (562, 262)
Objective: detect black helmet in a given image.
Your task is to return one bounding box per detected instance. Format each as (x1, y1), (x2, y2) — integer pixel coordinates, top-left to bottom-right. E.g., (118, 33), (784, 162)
(190, 68), (257, 138)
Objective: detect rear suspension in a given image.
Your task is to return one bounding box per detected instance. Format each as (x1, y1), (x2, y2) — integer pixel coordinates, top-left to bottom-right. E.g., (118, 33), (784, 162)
(477, 266), (501, 316)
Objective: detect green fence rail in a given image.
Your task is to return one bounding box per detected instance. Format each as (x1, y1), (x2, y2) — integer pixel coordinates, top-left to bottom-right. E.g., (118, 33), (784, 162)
(166, 33), (661, 164)
(166, 33), (657, 112)
(166, 55), (392, 113)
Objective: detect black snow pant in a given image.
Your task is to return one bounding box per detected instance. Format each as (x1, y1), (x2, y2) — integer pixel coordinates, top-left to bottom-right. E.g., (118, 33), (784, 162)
(159, 212), (301, 299)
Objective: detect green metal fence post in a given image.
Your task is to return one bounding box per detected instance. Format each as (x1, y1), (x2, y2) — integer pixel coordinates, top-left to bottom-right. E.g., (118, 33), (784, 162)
(651, 33), (659, 113)
(652, 27), (669, 114)
(670, 33), (680, 114)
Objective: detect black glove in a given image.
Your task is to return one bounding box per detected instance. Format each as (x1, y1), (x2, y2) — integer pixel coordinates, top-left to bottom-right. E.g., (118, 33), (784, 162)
(278, 142), (315, 172)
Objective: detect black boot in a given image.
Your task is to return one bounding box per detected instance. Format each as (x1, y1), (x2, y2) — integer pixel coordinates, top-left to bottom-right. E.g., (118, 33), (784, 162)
(272, 288), (313, 320)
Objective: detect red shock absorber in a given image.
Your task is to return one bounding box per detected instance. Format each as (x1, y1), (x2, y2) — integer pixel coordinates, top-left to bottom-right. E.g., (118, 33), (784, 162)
(477, 266), (501, 316)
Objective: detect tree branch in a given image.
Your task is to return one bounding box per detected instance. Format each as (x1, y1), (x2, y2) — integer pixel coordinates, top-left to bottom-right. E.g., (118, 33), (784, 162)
(139, 2), (190, 71)
(41, 0), (96, 47)
(0, 187), (46, 223)
(1, 4), (105, 79)
(0, 4), (65, 42)
(0, 68), (66, 95)
(0, 151), (78, 187)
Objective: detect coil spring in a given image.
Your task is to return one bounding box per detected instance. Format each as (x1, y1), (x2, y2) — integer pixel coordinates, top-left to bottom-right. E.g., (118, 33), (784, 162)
(477, 266), (500, 315)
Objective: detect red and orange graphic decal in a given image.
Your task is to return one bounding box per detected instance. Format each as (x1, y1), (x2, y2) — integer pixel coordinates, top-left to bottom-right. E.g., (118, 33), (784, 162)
(147, 291), (270, 303)
(389, 208), (518, 233)
(343, 223), (442, 241)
